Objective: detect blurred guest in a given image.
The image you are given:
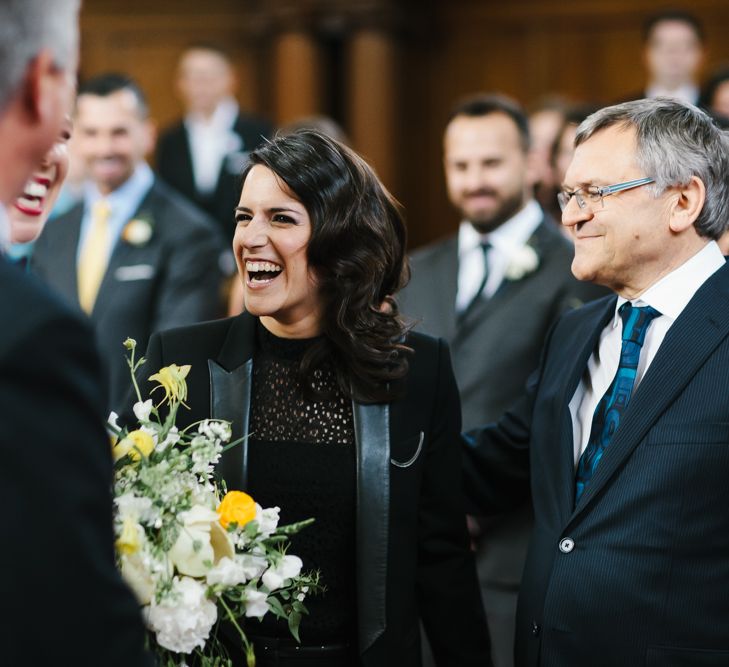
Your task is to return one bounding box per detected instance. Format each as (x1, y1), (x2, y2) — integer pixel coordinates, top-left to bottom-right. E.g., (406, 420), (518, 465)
(699, 64), (729, 122)
(157, 43), (274, 241)
(33, 73), (225, 412)
(138, 129), (491, 667)
(528, 97), (569, 216)
(398, 93), (607, 667)
(624, 9), (705, 104)
(7, 115), (73, 267)
(0, 2), (152, 665)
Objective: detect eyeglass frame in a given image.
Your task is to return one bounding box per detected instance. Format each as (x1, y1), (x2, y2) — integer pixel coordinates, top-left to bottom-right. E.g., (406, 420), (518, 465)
(557, 176), (655, 212)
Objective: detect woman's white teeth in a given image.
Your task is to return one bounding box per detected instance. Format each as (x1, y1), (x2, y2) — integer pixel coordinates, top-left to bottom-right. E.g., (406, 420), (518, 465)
(24, 182), (48, 198)
(246, 261), (282, 273)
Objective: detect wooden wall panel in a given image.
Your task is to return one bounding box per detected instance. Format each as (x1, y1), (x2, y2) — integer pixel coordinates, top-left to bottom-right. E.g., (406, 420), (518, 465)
(77, 0), (729, 249)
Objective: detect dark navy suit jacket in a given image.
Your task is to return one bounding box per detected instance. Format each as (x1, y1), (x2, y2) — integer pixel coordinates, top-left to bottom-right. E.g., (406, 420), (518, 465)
(464, 259), (729, 667)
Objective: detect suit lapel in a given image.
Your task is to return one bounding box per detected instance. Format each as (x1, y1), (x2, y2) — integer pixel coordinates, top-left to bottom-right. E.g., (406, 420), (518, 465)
(208, 314), (257, 492)
(572, 264), (729, 517)
(48, 205), (83, 306)
(352, 400), (390, 656)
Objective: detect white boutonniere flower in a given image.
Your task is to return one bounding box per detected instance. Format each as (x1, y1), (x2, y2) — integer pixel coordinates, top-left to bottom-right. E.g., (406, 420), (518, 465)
(504, 244), (539, 281)
(122, 218), (153, 246)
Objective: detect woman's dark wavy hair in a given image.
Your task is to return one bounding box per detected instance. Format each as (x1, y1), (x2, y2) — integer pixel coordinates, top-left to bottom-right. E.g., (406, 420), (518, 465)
(241, 129), (412, 403)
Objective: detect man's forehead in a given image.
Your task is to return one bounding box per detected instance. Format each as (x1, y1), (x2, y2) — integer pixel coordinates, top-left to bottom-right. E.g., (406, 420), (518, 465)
(444, 114), (523, 155)
(76, 90), (143, 121)
(564, 125), (639, 184)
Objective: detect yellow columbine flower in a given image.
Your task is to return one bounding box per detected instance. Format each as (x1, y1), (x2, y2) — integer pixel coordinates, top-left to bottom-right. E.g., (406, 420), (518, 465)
(116, 517), (141, 555)
(218, 491), (256, 530)
(148, 364), (191, 405)
(113, 429), (155, 462)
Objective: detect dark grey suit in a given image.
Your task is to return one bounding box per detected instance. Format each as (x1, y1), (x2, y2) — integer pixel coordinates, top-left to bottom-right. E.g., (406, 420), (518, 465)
(32, 177), (225, 412)
(398, 217), (608, 666)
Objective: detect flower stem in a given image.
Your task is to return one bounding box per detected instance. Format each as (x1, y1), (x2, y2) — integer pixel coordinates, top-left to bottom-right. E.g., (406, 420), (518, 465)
(219, 596), (254, 666)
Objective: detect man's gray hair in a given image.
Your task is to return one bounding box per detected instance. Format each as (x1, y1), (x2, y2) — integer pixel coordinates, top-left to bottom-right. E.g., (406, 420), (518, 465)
(575, 98), (729, 240)
(0, 0), (79, 112)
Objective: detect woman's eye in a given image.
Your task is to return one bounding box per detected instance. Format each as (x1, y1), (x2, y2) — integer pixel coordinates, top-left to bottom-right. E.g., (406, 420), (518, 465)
(272, 214), (295, 224)
(235, 213), (252, 225)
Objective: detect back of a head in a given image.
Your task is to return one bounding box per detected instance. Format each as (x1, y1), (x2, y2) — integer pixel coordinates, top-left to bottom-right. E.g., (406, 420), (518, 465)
(576, 98), (729, 239)
(0, 0), (79, 112)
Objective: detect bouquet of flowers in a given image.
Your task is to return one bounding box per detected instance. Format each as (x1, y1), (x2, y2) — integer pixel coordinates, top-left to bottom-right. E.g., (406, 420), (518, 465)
(108, 339), (320, 667)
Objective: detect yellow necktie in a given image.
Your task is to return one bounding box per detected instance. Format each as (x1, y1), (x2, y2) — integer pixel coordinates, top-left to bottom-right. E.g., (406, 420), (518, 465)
(78, 199), (112, 314)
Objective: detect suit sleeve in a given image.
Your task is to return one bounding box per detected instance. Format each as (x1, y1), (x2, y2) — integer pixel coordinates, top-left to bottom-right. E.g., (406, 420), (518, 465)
(0, 305), (153, 666)
(417, 340), (493, 666)
(152, 210), (225, 330)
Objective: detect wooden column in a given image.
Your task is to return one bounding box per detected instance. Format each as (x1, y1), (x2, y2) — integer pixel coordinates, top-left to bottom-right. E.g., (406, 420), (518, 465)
(346, 28), (398, 191)
(272, 31), (323, 126)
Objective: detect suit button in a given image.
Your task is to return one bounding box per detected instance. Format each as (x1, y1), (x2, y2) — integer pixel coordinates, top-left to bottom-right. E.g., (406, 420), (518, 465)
(559, 537), (575, 553)
(531, 621), (541, 637)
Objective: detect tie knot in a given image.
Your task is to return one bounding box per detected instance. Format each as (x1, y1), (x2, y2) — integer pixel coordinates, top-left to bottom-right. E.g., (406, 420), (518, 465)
(92, 199), (112, 221)
(618, 302), (661, 346)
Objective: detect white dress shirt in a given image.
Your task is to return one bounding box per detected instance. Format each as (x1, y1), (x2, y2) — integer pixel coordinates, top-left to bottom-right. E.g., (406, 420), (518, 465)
(456, 199), (543, 312)
(645, 83), (700, 106)
(569, 241), (725, 465)
(184, 97), (242, 195)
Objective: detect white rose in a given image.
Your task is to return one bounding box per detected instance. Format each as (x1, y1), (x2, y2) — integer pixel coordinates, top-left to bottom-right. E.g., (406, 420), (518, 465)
(243, 588), (269, 619)
(262, 555), (303, 592)
(504, 244), (539, 281)
(169, 505), (234, 577)
(147, 577), (217, 654)
(133, 399), (154, 422)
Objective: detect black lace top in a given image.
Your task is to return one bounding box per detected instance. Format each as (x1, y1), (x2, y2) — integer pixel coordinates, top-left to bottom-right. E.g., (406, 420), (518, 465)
(246, 323), (357, 645)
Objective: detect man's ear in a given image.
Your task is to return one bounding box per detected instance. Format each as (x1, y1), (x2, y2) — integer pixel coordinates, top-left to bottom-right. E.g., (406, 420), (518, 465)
(20, 48), (58, 125)
(668, 176), (705, 233)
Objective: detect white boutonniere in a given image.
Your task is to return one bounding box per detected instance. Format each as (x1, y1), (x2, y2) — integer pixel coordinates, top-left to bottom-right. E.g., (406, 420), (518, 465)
(121, 217), (153, 247)
(504, 244), (539, 281)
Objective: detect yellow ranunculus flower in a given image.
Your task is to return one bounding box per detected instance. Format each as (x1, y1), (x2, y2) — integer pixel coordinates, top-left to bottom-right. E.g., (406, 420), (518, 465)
(218, 491), (256, 530)
(148, 364), (191, 404)
(116, 517), (141, 555)
(113, 429), (155, 462)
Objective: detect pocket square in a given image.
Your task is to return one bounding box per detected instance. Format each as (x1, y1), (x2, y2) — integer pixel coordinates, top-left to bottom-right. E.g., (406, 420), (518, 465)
(114, 264), (155, 281)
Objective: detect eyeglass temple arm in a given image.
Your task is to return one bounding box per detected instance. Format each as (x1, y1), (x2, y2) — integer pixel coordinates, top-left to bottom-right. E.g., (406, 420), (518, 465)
(600, 177), (655, 195)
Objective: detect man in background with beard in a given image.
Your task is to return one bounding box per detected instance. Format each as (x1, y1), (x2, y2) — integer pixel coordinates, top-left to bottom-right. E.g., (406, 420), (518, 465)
(398, 93), (606, 667)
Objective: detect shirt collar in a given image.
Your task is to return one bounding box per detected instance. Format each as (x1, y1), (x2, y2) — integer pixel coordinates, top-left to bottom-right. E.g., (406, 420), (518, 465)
(611, 240), (725, 328)
(458, 199), (542, 257)
(185, 97), (239, 130)
(645, 83), (699, 105)
(84, 161), (154, 210)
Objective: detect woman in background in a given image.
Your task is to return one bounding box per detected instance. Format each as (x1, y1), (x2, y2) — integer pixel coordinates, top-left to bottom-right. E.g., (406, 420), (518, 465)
(141, 130), (490, 667)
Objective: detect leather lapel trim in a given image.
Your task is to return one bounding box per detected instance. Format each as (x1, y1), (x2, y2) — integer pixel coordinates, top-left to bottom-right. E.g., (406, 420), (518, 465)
(353, 400), (390, 655)
(209, 358), (252, 491)
(209, 313), (258, 491)
(571, 271), (729, 518)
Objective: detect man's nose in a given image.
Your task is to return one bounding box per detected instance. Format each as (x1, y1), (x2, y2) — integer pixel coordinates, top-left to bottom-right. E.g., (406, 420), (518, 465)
(561, 195), (593, 229)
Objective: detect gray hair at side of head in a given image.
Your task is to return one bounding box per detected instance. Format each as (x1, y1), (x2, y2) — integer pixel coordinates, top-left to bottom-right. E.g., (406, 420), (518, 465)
(0, 0), (79, 112)
(575, 97), (729, 240)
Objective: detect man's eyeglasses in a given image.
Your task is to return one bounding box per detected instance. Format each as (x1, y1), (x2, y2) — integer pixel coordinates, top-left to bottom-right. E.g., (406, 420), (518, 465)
(557, 177), (655, 212)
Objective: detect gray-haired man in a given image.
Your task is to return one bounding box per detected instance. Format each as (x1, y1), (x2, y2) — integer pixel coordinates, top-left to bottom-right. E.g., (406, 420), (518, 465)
(464, 98), (729, 666)
(0, 2), (151, 664)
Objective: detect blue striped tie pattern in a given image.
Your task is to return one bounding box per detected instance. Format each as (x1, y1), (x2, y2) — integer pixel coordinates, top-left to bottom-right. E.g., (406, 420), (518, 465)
(575, 303), (661, 503)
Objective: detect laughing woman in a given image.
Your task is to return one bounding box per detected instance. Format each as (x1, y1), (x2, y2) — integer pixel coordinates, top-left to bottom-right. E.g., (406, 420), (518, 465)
(140, 130), (490, 667)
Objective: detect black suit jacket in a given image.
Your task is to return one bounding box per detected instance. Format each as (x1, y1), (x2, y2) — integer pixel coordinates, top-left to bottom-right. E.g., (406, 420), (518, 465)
(464, 260), (729, 667)
(156, 112), (273, 239)
(32, 177), (225, 412)
(137, 313), (491, 667)
(0, 257), (152, 666)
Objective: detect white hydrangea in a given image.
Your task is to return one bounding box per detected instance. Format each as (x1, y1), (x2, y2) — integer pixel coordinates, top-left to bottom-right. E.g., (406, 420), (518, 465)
(147, 577), (218, 654)
(206, 556), (248, 587)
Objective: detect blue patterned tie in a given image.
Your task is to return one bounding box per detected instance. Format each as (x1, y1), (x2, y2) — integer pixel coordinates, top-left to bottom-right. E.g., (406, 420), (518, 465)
(575, 303), (661, 503)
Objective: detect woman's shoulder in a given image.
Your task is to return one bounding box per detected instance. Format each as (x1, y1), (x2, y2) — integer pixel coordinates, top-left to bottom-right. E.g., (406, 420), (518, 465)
(404, 329), (446, 357)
